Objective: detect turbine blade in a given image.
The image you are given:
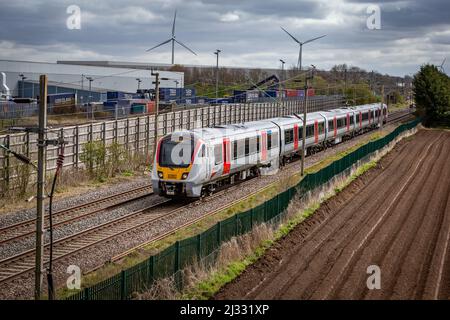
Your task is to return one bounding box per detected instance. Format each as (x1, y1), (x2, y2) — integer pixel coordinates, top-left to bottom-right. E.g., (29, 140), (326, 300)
(172, 10), (177, 37)
(146, 39), (172, 52)
(280, 26), (301, 44)
(441, 58), (446, 67)
(302, 34), (327, 45)
(174, 39), (197, 56)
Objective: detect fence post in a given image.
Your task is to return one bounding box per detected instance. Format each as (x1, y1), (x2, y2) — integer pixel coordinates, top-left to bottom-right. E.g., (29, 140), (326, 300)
(3, 135), (10, 192)
(250, 208), (253, 229)
(145, 116), (150, 158)
(74, 126), (79, 169)
(235, 213), (239, 236)
(125, 118), (129, 151)
(136, 118), (140, 152)
(197, 234), (202, 260)
(149, 255), (155, 284)
(83, 287), (90, 301)
(217, 221), (222, 246)
(120, 270), (127, 300)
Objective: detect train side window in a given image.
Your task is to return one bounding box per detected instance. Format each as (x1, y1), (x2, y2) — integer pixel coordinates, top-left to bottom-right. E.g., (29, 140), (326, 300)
(298, 127), (303, 139)
(284, 128), (293, 144)
(214, 144), (222, 165)
(350, 116), (354, 124)
(318, 122), (324, 134)
(306, 125), (314, 138)
(362, 112), (369, 121)
(267, 133), (272, 150)
(328, 120), (334, 130)
(245, 138), (250, 156)
(257, 135), (260, 152)
(232, 140), (238, 160)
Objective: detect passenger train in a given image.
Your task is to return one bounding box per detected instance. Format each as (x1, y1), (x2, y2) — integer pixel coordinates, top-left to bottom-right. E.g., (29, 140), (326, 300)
(152, 103), (388, 198)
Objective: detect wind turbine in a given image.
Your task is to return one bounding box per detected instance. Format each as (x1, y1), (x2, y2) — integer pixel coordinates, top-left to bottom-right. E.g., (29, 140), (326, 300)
(439, 58), (446, 73)
(146, 11), (197, 64)
(280, 26), (326, 71)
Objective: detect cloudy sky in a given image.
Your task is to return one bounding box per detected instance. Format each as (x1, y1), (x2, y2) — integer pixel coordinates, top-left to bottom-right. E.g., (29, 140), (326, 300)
(0, 0), (449, 76)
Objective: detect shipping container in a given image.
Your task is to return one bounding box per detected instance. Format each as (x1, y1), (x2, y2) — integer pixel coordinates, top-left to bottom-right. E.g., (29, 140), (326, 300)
(107, 91), (133, 101)
(47, 93), (76, 114)
(233, 90), (260, 103)
(180, 97), (197, 105)
(183, 88), (196, 97)
(159, 88), (183, 101)
(264, 90), (286, 98)
(196, 97), (208, 104)
(285, 89), (299, 97)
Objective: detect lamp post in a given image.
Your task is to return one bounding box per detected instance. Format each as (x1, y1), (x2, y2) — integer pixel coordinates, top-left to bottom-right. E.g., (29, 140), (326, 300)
(85, 77), (94, 120)
(279, 59), (286, 84)
(19, 74), (27, 98)
(214, 49), (221, 102)
(136, 78), (142, 91)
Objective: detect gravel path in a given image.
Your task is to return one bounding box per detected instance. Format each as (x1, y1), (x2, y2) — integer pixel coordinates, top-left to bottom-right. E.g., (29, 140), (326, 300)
(0, 123), (401, 299)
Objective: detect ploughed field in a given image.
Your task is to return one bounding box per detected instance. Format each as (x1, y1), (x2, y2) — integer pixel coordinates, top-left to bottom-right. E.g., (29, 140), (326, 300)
(215, 129), (450, 300)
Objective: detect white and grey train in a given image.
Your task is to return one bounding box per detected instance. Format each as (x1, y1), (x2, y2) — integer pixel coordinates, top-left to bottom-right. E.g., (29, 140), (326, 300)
(152, 103), (388, 198)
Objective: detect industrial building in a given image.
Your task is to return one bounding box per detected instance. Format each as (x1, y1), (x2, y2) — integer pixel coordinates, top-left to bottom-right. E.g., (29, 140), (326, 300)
(0, 60), (184, 103)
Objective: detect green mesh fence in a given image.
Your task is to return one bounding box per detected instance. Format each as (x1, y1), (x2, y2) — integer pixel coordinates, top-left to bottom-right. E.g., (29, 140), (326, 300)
(66, 118), (420, 300)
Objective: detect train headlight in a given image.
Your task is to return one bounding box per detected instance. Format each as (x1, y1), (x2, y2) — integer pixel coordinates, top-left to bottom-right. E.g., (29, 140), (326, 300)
(158, 171), (163, 179)
(181, 173), (188, 180)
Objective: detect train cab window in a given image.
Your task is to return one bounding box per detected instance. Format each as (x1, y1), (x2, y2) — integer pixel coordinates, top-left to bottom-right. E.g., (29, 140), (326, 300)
(306, 125), (314, 138)
(199, 144), (206, 157)
(245, 138), (250, 156)
(328, 120), (334, 131)
(318, 122), (324, 134)
(214, 144), (222, 165)
(284, 128), (294, 144)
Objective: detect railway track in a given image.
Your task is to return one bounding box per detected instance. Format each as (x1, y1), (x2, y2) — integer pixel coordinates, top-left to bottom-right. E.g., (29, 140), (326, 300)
(386, 109), (414, 123)
(0, 185), (153, 245)
(0, 180), (250, 284)
(0, 110), (415, 286)
(0, 197), (173, 283)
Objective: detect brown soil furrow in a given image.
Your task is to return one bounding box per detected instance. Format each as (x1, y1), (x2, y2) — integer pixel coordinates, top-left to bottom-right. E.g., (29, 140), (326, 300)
(284, 133), (445, 299)
(312, 133), (445, 299)
(349, 135), (449, 299)
(246, 132), (430, 299)
(214, 129), (450, 300)
(418, 172), (450, 299)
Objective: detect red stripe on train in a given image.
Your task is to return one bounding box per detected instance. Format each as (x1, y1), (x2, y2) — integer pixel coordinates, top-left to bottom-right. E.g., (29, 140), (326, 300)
(314, 120), (319, 144)
(222, 138), (231, 175)
(294, 124), (299, 150)
(261, 131), (267, 161)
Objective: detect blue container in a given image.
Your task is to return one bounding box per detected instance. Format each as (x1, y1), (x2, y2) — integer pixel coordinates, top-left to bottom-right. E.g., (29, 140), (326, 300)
(181, 97), (197, 105)
(183, 88), (196, 98)
(107, 91), (132, 101)
(196, 97), (208, 104)
(159, 88), (183, 101)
